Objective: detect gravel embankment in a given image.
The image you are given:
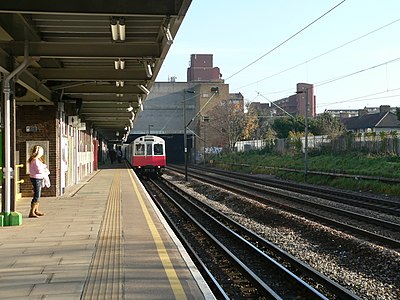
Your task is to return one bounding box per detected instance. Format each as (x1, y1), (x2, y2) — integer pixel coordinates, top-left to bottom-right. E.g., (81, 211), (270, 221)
(165, 173), (400, 300)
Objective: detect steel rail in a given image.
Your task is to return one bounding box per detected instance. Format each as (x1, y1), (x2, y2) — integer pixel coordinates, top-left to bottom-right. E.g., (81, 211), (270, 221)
(163, 178), (363, 300)
(146, 178), (347, 299)
(168, 166), (400, 249)
(181, 165), (400, 216)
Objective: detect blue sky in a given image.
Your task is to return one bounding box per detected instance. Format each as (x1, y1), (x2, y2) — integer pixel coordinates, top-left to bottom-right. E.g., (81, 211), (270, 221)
(156, 0), (400, 113)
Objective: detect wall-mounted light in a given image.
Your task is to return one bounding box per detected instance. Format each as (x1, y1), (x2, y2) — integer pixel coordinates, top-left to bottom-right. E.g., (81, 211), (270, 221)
(110, 17), (126, 41)
(163, 23), (173, 45)
(118, 18), (125, 41)
(144, 61), (152, 78)
(116, 93), (123, 98)
(116, 131), (120, 137)
(137, 94), (142, 104)
(126, 103), (133, 112)
(111, 18), (118, 41)
(114, 59), (125, 70)
(116, 80), (124, 87)
(138, 84), (150, 95)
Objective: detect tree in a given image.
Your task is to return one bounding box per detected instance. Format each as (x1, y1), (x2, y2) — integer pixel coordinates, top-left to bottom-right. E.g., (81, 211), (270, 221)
(243, 103), (259, 140)
(312, 112), (345, 137)
(263, 127), (277, 149)
(271, 117), (303, 138)
(207, 99), (246, 152)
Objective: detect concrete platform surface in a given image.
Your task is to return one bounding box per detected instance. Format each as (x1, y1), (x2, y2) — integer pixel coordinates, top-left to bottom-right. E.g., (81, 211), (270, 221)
(0, 165), (215, 300)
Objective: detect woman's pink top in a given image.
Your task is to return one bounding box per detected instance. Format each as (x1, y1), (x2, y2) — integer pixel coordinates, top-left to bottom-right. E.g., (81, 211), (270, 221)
(29, 158), (47, 179)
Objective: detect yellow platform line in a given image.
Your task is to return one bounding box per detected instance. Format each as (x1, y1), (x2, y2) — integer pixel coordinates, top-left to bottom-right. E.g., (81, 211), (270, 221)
(128, 170), (187, 300)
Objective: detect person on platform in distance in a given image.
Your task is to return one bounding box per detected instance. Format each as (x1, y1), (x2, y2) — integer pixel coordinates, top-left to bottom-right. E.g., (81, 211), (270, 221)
(27, 145), (49, 218)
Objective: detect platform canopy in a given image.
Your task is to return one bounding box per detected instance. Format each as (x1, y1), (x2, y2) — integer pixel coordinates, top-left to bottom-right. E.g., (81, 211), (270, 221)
(0, 0), (191, 140)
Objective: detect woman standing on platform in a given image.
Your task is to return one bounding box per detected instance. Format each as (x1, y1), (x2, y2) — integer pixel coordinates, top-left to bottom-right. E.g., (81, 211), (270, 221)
(27, 145), (48, 218)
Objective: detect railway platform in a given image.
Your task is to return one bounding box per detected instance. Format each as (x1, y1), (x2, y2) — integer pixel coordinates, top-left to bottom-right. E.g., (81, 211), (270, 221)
(0, 163), (214, 299)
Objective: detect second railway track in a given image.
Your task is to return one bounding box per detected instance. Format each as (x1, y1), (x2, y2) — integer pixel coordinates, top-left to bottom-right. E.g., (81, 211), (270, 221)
(168, 165), (400, 249)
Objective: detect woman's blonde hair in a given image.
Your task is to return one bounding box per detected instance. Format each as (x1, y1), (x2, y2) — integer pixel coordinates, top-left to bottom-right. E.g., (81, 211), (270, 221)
(28, 145), (44, 163)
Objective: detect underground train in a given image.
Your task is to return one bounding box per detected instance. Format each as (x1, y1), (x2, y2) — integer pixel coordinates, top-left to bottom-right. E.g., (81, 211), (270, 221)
(127, 135), (166, 176)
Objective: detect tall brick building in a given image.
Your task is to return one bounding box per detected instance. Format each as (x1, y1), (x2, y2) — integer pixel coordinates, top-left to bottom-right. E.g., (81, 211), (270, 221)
(249, 83), (316, 118)
(187, 54), (222, 82)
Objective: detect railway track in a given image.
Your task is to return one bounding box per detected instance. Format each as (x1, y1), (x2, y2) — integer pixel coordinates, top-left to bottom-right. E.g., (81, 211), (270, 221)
(183, 165), (400, 217)
(143, 177), (362, 299)
(167, 165), (400, 249)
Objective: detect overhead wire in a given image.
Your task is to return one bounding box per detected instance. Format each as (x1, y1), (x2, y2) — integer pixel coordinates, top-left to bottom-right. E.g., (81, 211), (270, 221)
(314, 57), (400, 87)
(225, 0), (347, 81)
(318, 87), (400, 109)
(160, 92), (198, 132)
(256, 56), (400, 102)
(234, 17), (400, 92)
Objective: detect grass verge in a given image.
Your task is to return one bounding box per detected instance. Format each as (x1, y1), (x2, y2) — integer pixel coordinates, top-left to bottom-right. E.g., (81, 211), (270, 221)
(209, 152), (400, 197)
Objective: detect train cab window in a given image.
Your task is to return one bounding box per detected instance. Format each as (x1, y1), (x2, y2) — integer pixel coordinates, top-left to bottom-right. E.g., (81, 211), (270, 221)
(146, 143), (152, 156)
(135, 144), (145, 155)
(154, 143), (164, 155)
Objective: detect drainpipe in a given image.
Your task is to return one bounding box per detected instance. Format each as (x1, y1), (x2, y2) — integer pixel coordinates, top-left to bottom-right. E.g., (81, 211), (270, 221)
(2, 41), (30, 214)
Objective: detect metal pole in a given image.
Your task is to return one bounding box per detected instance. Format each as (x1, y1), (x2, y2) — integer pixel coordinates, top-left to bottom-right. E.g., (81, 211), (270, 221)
(183, 92), (188, 181)
(304, 89), (309, 181)
(203, 121), (206, 165)
(183, 89), (196, 181)
(2, 41), (30, 215)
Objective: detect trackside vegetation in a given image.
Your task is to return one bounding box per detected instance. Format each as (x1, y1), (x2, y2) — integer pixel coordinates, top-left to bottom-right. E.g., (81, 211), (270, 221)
(209, 152), (400, 196)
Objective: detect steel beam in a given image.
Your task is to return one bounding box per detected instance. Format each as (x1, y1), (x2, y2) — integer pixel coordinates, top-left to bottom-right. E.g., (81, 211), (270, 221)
(0, 0), (183, 16)
(0, 42), (160, 59)
(34, 69), (146, 81)
(62, 85), (142, 94)
(17, 71), (53, 102)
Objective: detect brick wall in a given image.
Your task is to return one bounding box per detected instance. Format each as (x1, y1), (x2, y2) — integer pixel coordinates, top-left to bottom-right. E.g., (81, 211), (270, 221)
(16, 105), (59, 197)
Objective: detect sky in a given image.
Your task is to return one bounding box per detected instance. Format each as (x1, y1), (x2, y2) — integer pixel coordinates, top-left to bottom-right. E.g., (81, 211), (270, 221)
(156, 0), (400, 114)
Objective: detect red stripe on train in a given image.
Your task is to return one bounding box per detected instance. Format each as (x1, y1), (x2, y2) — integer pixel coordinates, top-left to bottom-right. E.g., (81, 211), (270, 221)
(132, 156), (166, 167)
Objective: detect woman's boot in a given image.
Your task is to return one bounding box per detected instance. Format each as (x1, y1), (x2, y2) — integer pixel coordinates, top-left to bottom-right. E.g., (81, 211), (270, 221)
(35, 203), (45, 216)
(29, 203), (38, 218)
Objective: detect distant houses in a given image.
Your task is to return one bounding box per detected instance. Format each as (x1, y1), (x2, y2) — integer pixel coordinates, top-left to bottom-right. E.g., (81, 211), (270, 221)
(339, 106), (400, 133)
